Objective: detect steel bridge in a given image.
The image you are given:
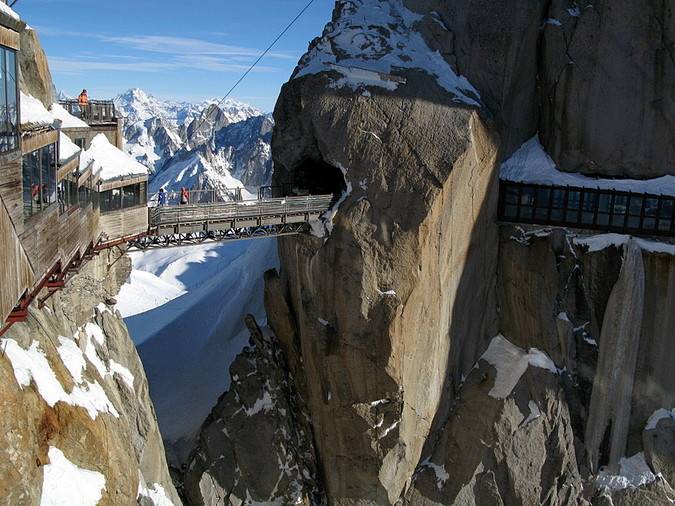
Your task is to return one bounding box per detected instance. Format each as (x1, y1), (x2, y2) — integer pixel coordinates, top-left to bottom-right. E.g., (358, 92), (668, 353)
(106, 194), (334, 251)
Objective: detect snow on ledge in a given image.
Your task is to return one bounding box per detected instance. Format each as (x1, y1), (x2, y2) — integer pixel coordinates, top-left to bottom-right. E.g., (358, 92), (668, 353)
(40, 447), (106, 506)
(480, 335), (560, 399)
(0, 1), (20, 21)
(138, 478), (175, 506)
(2, 338), (119, 419)
(80, 133), (148, 181)
(596, 452), (657, 492)
(645, 408), (675, 431)
(501, 136), (675, 198)
(59, 132), (81, 163)
(573, 234), (675, 256)
(51, 102), (89, 129)
(21, 92), (54, 128)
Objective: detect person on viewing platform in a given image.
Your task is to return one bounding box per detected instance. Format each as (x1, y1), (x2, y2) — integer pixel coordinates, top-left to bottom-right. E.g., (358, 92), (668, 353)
(78, 89), (89, 119)
(180, 187), (189, 205)
(158, 187), (167, 206)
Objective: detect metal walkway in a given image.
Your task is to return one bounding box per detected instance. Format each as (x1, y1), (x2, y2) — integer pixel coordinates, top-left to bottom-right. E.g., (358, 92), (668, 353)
(126, 194), (333, 251)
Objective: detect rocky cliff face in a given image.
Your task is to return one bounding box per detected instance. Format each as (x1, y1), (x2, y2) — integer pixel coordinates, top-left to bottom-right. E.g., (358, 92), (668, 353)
(0, 250), (180, 505)
(250, 0), (675, 504)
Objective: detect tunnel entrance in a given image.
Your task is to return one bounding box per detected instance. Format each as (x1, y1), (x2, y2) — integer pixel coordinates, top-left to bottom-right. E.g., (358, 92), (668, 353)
(291, 158), (346, 201)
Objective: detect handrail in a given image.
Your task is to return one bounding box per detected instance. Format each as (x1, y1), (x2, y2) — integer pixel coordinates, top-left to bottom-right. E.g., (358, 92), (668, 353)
(149, 194), (333, 228)
(58, 99), (117, 123)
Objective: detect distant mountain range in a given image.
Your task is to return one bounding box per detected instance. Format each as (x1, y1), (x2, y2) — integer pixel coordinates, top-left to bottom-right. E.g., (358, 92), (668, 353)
(111, 88), (273, 194)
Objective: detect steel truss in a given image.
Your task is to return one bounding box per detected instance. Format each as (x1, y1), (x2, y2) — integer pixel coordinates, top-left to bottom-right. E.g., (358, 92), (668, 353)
(126, 222), (310, 251)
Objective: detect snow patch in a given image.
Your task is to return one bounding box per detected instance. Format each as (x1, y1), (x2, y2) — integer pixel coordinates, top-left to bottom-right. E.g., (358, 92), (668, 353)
(546, 18), (562, 26)
(0, 1), (20, 20)
(80, 134), (148, 181)
(51, 103), (89, 129)
(138, 480), (174, 506)
(40, 447), (106, 506)
(21, 92), (54, 128)
(421, 458), (449, 490)
(521, 401), (542, 426)
(646, 408), (675, 431)
(596, 453), (657, 492)
(501, 136), (675, 198)
(109, 359), (135, 390)
(56, 336), (86, 384)
(246, 391), (274, 416)
(574, 234), (675, 255)
(296, 0), (480, 106)
(480, 335), (560, 399)
(58, 132), (81, 163)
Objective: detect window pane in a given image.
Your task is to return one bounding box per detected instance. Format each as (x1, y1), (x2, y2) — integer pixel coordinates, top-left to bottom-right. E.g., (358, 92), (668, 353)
(504, 204), (518, 218)
(598, 193), (612, 213)
(520, 206), (534, 219)
(22, 154), (33, 217)
(628, 196), (643, 216)
(6, 49), (17, 151)
(659, 199), (673, 219)
(644, 198), (658, 217)
(552, 189), (566, 209)
(536, 208), (549, 220)
(535, 188), (551, 208)
(613, 195), (628, 216)
(597, 213), (610, 226)
(582, 212), (595, 225)
(520, 187), (535, 207)
(582, 192), (597, 212)
(551, 209), (564, 222)
(566, 210), (580, 223)
(505, 185), (519, 205)
(41, 144), (57, 206)
(658, 219), (671, 232)
(568, 191), (581, 210)
(111, 188), (121, 211)
(123, 184), (138, 208)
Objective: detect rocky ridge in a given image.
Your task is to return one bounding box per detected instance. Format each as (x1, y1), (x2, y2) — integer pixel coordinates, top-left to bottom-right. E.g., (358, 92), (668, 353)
(176, 0), (675, 505)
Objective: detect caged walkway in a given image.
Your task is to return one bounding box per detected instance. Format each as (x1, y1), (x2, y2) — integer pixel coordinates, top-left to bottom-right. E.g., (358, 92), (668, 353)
(118, 193), (334, 251)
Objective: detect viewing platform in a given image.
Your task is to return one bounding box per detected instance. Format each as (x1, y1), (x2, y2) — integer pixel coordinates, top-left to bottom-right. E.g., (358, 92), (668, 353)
(58, 99), (118, 125)
(498, 180), (675, 237)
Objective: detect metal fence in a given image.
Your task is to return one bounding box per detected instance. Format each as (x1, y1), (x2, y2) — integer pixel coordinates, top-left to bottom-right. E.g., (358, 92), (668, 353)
(58, 100), (117, 123)
(499, 180), (675, 237)
(149, 194), (333, 228)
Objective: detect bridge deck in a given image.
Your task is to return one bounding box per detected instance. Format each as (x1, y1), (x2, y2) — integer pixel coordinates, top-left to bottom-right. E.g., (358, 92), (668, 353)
(124, 194), (333, 250)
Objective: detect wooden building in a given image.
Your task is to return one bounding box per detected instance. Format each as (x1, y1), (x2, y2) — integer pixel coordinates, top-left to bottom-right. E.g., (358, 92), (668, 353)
(0, 4), (148, 328)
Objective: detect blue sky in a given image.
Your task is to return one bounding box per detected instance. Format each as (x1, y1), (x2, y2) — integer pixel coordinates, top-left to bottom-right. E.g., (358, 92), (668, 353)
(15, 0), (334, 111)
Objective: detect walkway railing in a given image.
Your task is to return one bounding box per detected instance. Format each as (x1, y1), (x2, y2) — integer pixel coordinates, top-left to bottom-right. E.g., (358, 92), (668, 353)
(149, 194), (333, 229)
(149, 188), (244, 207)
(58, 100), (117, 124)
(499, 180), (675, 237)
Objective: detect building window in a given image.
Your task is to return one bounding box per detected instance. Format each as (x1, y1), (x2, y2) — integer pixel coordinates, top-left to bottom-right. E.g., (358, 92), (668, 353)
(100, 182), (147, 213)
(57, 174), (79, 215)
(0, 46), (18, 153)
(22, 143), (57, 218)
(75, 138), (86, 149)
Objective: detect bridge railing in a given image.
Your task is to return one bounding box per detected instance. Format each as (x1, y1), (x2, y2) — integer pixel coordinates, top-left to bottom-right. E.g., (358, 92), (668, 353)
(149, 188), (244, 207)
(149, 194), (333, 228)
(499, 180), (675, 237)
(58, 99), (117, 124)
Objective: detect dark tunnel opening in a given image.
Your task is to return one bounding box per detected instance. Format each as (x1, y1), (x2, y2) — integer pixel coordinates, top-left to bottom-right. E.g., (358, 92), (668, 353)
(291, 158), (347, 201)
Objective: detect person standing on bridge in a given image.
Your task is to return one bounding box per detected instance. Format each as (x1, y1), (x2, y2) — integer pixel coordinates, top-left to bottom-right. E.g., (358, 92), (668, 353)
(78, 89), (89, 119)
(180, 187), (189, 205)
(158, 187), (167, 206)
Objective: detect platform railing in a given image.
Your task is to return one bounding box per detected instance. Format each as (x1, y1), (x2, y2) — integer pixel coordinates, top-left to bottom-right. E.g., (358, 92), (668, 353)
(499, 180), (675, 237)
(149, 194), (333, 228)
(58, 99), (117, 124)
(149, 188), (245, 207)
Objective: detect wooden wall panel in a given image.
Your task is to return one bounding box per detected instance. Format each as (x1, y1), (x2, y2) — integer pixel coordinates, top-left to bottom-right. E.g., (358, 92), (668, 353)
(99, 206), (148, 239)
(22, 129), (58, 154)
(0, 151), (23, 235)
(0, 196), (34, 323)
